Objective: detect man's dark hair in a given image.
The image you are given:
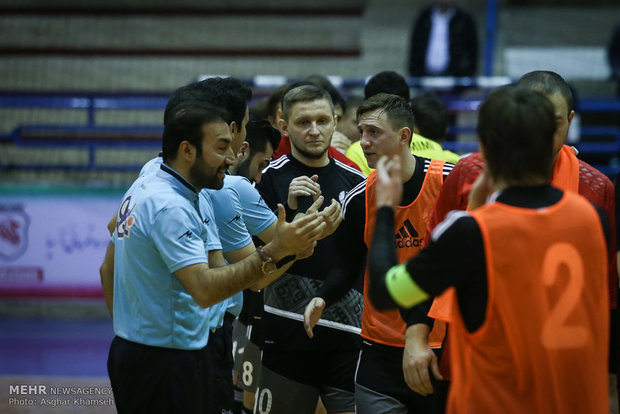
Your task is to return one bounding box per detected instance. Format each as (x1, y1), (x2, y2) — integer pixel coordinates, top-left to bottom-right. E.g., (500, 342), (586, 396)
(161, 105), (229, 163)
(266, 83), (291, 121)
(281, 84), (334, 121)
(365, 71), (411, 100)
(344, 95), (365, 113)
(245, 116), (281, 154)
(164, 77), (251, 127)
(306, 74), (346, 115)
(477, 86), (556, 183)
(357, 93), (415, 142)
(250, 96), (270, 119)
(410, 92), (448, 143)
(517, 70), (573, 115)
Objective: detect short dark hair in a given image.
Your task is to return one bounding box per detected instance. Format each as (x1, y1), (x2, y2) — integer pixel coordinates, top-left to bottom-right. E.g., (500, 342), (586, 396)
(161, 105), (229, 163)
(281, 84), (334, 121)
(266, 83), (290, 121)
(410, 92), (448, 143)
(517, 70), (573, 115)
(249, 96), (270, 119)
(245, 115), (281, 154)
(306, 74), (346, 114)
(477, 86), (556, 183)
(164, 77), (251, 127)
(357, 93), (415, 139)
(365, 71), (411, 100)
(344, 95), (364, 113)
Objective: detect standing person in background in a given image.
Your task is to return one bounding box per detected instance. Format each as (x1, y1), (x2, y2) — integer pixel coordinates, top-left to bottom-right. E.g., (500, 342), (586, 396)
(306, 75), (347, 120)
(266, 84), (290, 132)
(408, 0), (478, 78)
(368, 85), (610, 414)
(365, 71), (411, 101)
(410, 92), (460, 164)
(337, 95), (364, 144)
(346, 71), (459, 176)
(608, 22), (620, 97)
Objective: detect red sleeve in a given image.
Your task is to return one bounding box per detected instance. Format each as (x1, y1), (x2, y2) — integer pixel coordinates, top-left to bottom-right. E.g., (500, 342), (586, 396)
(423, 153), (484, 247)
(328, 147), (361, 171)
(273, 135), (292, 159)
(578, 161), (617, 309)
(603, 178), (617, 310)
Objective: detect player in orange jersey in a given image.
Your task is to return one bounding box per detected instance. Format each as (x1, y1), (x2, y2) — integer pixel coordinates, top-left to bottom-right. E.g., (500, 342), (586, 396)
(368, 85), (611, 414)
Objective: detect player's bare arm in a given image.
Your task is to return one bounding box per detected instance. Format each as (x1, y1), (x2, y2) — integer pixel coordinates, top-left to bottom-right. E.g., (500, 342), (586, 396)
(402, 324), (443, 396)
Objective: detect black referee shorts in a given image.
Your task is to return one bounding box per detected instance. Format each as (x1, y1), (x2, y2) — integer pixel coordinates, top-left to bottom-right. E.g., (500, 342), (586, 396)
(107, 336), (208, 414)
(205, 313), (235, 414)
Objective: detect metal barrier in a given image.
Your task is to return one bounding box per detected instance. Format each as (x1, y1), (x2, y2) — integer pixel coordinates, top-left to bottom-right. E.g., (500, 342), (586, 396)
(1, 87), (619, 177)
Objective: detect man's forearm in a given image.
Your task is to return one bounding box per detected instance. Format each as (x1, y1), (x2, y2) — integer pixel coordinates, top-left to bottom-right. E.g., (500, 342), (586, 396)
(368, 206), (399, 310)
(178, 237), (295, 308)
(406, 323), (431, 345)
(177, 251), (266, 308)
(316, 266), (360, 308)
(99, 242), (115, 316)
(249, 258), (296, 291)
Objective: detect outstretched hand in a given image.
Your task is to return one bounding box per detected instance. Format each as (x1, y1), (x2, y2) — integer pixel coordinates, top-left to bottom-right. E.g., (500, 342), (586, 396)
(318, 199), (343, 239)
(303, 297), (326, 338)
(272, 204), (325, 258)
(298, 195), (342, 240)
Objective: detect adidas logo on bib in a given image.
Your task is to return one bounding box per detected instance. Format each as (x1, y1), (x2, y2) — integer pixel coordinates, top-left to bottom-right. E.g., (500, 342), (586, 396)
(394, 219), (424, 248)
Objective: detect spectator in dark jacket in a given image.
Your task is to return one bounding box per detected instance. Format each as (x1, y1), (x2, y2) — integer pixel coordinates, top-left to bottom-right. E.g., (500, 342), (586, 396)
(608, 22), (620, 96)
(409, 0), (478, 77)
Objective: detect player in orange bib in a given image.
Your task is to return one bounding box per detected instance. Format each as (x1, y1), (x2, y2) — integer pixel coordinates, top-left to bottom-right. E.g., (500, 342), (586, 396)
(303, 93), (454, 413)
(367, 86), (611, 413)
(412, 70), (618, 412)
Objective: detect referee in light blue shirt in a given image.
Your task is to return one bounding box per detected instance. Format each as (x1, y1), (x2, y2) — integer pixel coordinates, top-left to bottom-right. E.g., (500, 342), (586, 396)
(103, 103), (325, 414)
(108, 107), (233, 414)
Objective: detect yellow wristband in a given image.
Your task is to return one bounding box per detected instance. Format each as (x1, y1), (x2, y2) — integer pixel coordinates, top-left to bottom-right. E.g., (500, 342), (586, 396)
(385, 264), (429, 308)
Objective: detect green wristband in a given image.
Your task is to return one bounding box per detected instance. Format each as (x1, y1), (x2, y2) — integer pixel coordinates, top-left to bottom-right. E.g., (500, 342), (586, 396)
(385, 264), (429, 308)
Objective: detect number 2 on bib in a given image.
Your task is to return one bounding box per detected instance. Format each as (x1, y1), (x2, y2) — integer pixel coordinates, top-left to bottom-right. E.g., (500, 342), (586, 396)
(541, 242), (588, 349)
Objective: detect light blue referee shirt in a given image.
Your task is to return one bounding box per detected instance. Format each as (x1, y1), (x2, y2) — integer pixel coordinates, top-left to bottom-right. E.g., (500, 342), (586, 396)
(112, 164), (211, 350)
(224, 174), (277, 238)
(205, 174), (277, 328)
(207, 174), (276, 253)
(140, 157), (221, 252)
